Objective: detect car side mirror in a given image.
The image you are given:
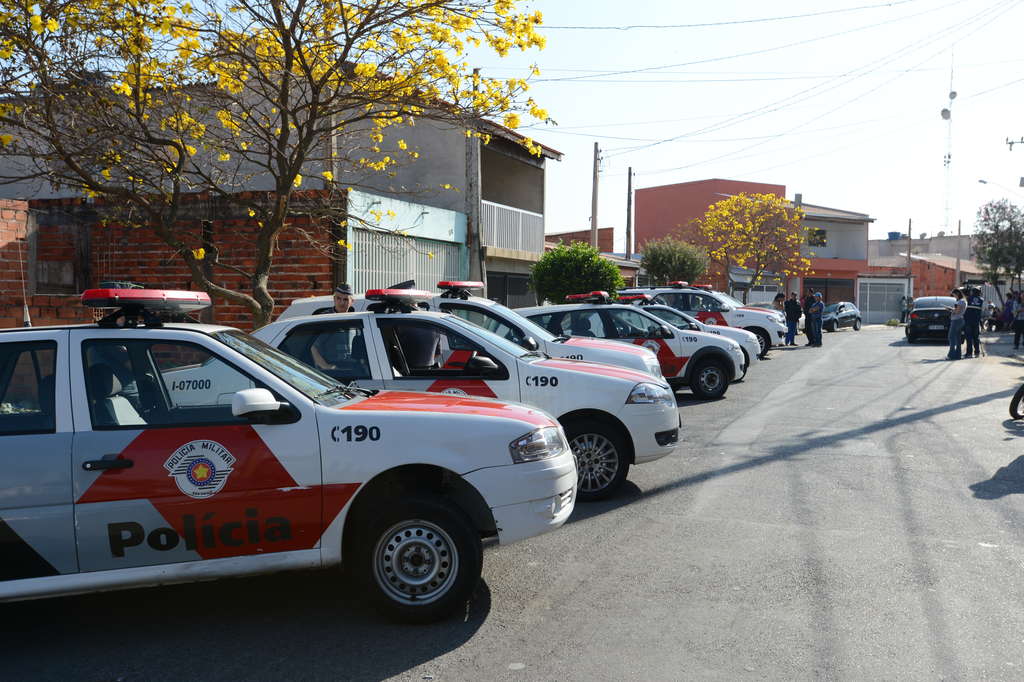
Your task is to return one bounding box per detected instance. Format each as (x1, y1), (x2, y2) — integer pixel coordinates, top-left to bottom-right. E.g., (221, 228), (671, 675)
(523, 336), (540, 351)
(465, 354), (501, 376)
(232, 388), (298, 424)
(648, 325), (672, 339)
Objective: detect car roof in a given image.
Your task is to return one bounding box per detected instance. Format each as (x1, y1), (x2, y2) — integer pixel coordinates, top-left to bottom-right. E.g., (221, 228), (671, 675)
(0, 322), (233, 335)
(268, 309), (455, 326)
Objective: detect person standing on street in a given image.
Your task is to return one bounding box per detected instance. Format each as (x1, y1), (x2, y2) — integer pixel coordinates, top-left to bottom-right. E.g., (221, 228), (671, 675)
(803, 288), (817, 346)
(1014, 295), (1024, 350)
(784, 292), (802, 346)
(946, 288), (966, 360)
(963, 286), (984, 358)
(900, 296), (910, 324)
(808, 292), (825, 347)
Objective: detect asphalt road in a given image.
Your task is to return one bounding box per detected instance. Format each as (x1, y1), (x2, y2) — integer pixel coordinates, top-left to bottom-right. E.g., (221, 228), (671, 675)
(6, 325), (1024, 681)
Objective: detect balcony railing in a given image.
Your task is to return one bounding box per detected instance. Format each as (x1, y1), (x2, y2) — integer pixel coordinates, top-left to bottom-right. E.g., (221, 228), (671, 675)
(481, 200), (544, 254)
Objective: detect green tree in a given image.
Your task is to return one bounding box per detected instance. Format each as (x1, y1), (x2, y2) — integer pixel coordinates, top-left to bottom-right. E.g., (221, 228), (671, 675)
(975, 199), (1024, 295)
(640, 236), (708, 285)
(530, 242), (624, 304)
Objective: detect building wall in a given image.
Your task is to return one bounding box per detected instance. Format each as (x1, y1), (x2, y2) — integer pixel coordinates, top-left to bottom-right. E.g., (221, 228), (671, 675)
(803, 220), (867, 260)
(545, 227), (614, 252)
(864, 259), (965, 298)
(481, 145), (545, 215)
(869, 234), (975, 261)
(634, 178), (786, 248)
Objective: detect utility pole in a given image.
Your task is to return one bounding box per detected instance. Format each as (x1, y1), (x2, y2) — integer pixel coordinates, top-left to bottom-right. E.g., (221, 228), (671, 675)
(466, 68), (485, 290)
(906, 218), (913, 297)
(625, 166), (633, 259)
(954, 219), (961, 286)
(1007, 137), (1024, 150)
(940, 53), (956, 237)
(590, 142), (600, 248)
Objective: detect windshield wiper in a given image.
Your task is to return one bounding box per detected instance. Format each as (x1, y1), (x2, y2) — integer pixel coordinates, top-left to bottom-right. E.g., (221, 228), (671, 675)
(552, 335), (570, 342)
(315, 385), (352, 400)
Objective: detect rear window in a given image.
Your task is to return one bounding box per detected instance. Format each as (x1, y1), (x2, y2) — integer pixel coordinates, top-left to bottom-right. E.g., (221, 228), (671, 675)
(0, 341), (57, 435)
(913, 297), (955, 309)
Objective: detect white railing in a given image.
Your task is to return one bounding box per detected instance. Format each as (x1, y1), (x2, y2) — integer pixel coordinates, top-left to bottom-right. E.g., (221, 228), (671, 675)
(481, 200), (544, 254)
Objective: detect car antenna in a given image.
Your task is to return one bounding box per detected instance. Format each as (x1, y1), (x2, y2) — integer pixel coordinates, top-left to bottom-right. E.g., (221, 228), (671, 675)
(17, 236), (30, 327)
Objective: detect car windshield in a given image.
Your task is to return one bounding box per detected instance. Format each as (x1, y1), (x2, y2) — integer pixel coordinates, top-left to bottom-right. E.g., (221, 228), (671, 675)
(713, 291), (744, 307)
(824, 304), (839, 313)
(481, 300), (556, 343)
(442, 314), (537, 357)
(213, 329), (348, 404)
(648, 306), (692, 327)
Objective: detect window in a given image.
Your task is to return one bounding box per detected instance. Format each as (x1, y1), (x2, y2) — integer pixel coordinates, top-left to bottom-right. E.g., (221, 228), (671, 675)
(377, 319), (507, 379)
(606, 309), (664, 338)
(529, 312), (569, 337)
(279, 321), (373, 382)
(649, 307), (696, 330)
(83, 339), (260, 429)
(0, 341), (57, 435)
(566, 310), (606, 338)
(692, 294), (727, 313)
(808, 228), (827, 247)
(440, 304), (527, 346)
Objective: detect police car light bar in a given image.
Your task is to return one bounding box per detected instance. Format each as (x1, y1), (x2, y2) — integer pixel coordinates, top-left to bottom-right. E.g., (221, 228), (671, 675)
(82, 288), (211, 311)
(365, 288), (433, 301)
(437, 281), (483, 289)
(668, 281), (689, 288)
(617, 294), (652, 304)
(565, 291), (611, 303)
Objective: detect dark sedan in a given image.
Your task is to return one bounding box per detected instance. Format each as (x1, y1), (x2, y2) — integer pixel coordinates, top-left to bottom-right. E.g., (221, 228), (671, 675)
(905, 296), (956, 343)
(823, 302), (862, 332)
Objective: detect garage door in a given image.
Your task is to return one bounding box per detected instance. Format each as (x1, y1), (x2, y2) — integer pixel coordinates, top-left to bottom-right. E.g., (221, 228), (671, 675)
(859, 281), (907, 324)
(351, 229), (463, 292)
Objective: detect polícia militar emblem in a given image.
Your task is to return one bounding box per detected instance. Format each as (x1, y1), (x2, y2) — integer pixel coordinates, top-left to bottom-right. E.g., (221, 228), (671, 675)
(164, 440), (236, 499)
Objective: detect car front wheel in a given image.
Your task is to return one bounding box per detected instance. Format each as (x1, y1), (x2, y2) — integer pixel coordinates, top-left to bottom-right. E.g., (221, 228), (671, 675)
(853, 318), (861, 331)
(746, 327), (770, 357)
(564, 418), (630, 502)
(689, 359), (729, 400)
(354, 495), (482, 623)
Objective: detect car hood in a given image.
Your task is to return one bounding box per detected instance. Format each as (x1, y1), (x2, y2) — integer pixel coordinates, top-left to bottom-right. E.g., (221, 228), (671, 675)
(336, 390), (557, 427)
(528, 357), (667, 386)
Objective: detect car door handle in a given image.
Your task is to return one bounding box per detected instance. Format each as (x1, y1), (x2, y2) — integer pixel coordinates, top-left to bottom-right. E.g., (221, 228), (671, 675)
(82, 456), (133, 471)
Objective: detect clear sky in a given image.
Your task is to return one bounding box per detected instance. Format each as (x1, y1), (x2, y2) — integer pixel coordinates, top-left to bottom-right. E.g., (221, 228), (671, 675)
(484, 0), (1024, 248)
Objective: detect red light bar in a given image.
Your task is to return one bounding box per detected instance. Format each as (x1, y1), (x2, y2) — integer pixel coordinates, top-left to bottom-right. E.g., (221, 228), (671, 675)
(617, 294), (651, 302)
(566, 291), (610, 302)
(690, 284), (713, 290)
(81, 288), (211, 312)
(668, 281), (689, 287)
(437, 280), (483, 289)
(365, 288), (433, 301)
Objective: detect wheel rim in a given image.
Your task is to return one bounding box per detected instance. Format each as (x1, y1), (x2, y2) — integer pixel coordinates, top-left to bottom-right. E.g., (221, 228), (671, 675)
(570, 433), (619, 493)
(372, 520), (459, 606)
(698, 366), (723, 394)
(755, 332), (768, 355)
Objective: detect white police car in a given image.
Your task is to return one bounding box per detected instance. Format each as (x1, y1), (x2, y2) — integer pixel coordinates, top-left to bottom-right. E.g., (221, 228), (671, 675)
(517, 292), (745, 400)
(280, 281), (664, 379)
(0, 289), (576, 622)
(619, 282), (787, 356)
(619, 295), (762, 377)
(255, 289), (680, 502)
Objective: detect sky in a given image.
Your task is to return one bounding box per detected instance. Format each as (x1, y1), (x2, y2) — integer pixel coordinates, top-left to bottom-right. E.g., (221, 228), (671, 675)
(481, 0), (1024, 248)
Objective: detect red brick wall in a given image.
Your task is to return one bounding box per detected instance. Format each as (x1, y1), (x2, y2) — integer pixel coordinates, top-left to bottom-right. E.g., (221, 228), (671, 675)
(634, 179), (786, 249)
(0, 195), (338, 330)
(864, 260), (962, 298)
(547, 227), (615, 253)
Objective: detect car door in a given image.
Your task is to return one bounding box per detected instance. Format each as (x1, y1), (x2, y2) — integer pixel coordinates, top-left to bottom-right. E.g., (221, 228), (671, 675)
(275, 318), (385, 391)
(0, 332), (78, 584)
(601, 308), (689, 379)
(70, 329), (323, 572)
(375, 317), (515, 399)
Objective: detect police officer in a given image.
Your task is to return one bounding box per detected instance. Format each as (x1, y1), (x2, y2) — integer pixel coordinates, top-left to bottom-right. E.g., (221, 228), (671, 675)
(808, 292), (825, 347)
(963, 286), (983, 358)
(313, 284), (356, 315)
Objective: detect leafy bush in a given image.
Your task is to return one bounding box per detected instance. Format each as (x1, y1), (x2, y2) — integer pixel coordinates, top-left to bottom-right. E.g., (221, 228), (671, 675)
(530, 242), (625, 304)
(885, 318), (900, 326)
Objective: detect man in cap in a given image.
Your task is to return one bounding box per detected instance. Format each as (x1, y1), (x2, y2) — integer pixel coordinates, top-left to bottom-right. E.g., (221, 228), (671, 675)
(313, 284), (356, 315)
(963, 286), (984, 358)
(808, 292), (825, 347)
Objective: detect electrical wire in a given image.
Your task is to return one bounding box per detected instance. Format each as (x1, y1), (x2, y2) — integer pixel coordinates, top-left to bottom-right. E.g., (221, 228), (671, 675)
(543, 0), (923, 30)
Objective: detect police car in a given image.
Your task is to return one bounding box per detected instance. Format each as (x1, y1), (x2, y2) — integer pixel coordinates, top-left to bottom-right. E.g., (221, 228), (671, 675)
(618, 282), (787, 356)
(0, 289), (577, 622)
(516, 292), (745, 400)
(255, 289), (679, 502)
(618, 295), (762, 376)
(280, 281), (664, 379)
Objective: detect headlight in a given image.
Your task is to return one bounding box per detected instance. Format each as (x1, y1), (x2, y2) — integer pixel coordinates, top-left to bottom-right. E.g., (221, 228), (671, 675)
(626, 382), (675, 406)
(509, 426), (567, 464)
(645, 358), (663, 377)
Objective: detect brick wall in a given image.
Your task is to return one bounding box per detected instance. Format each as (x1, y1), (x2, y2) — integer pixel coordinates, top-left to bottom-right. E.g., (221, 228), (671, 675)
(0, 195), (340, 330)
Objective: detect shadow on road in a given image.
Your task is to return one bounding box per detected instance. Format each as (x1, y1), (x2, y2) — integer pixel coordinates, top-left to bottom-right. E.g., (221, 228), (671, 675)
(970, 455), (1024, 499)
(1, 570), (491, 681)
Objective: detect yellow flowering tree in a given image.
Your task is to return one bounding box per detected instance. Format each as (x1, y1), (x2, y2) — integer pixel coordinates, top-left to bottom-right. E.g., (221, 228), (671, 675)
(0, 0), (549, 326)
(696, 193), (811, 303)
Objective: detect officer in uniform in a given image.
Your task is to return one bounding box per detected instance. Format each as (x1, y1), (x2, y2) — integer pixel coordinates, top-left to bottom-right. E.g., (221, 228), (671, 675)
(963, 286), (983, 358)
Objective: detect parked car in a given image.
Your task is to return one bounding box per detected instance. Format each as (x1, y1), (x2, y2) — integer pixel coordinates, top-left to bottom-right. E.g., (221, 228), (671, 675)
(822, 302), (862, 332)
(0, 288), (577, 622)
(905, 296), (956, 343)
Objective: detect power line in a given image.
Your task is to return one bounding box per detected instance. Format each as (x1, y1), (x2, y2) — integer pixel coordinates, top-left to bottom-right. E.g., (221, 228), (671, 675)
(536, 0), (968, 83)
(544, 0), (922, 30)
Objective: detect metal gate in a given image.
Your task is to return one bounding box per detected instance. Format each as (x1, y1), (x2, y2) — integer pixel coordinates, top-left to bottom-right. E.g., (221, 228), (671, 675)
(350, 229), (463, 292)
(858, 280), (908, 324)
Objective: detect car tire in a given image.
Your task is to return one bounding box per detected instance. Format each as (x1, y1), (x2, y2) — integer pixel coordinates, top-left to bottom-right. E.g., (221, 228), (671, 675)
(689, 359), (729, 400)
(853, 318), (861, 331)
(735, 349), (750, 382)
(747, 327), (771, 357)
(825, 321), (836, 333)
(906, 334), (916, 344)
(1011, 384), (1024, 420)
(563, 418), (630, 502)
(352, 495), (482, 623)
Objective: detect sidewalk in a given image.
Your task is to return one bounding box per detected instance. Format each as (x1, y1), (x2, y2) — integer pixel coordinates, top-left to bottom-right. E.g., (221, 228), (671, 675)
(982, 329), (1019, 360)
